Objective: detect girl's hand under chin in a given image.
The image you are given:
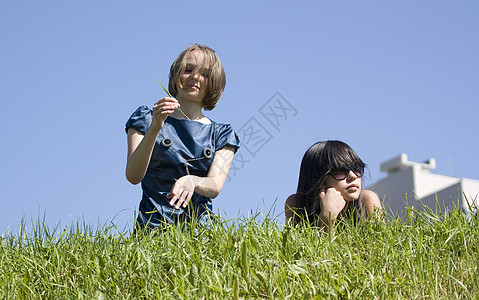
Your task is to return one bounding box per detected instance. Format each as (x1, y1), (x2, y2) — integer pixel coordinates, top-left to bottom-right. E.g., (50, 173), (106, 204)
(319, 187), (347, 222)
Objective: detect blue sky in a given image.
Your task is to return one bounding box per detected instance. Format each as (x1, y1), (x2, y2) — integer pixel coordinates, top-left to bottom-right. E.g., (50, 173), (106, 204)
(1, 1), (478, 233)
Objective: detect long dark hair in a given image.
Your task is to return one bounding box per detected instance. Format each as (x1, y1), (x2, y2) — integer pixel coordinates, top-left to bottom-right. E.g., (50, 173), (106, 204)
(295, 140), (366, 225)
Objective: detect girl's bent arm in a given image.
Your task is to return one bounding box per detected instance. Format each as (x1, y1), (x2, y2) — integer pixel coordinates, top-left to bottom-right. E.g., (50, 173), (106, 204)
(361, 189), (383, 220)
(317, 188), (347, 233)
(126, 98), (179, 184)
(202, 146), (236, 197)
(285, 194), (298, 224)
(125, 126), (160, 184)
(167, 146), (235, 209)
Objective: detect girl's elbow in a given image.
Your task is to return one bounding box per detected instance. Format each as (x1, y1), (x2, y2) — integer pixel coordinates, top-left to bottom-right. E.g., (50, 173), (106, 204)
(206, 178), (224, 198)
(208, 189), (221, 199)
(209, 185), (225, 199)
(128, 178), (141, 185)
(125, 171), (142, 185)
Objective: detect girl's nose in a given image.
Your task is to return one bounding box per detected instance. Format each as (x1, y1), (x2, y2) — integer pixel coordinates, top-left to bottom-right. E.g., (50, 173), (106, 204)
(347, 170), (358, 180)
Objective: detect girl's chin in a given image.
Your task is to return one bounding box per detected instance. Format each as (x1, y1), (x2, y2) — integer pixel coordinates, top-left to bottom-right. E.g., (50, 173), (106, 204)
(343, 192), (360, 202)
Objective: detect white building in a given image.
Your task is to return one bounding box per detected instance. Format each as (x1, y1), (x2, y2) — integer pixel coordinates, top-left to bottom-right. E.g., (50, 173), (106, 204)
(367, 153), (479, 218)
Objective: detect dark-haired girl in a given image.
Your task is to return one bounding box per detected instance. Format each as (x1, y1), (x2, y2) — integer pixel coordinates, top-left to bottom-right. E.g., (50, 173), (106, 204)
(285, 141), (382, 232)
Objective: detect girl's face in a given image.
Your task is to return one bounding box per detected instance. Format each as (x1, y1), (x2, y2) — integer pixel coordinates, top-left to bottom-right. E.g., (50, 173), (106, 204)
(176, 50), (208, 103)
(324, 167), (362, 202)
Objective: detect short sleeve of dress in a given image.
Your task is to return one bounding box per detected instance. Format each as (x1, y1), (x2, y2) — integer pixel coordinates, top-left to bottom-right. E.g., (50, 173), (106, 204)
(214, 123), (241, 153)
(125, 106), (152, 134)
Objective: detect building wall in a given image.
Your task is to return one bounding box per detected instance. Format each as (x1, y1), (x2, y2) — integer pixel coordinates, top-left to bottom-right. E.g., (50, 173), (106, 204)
(412, 165), (459, 199)
(420, 182), (462, 214)
(367, 167), (415, 217)
(367, 154), (479, 218)
(461, 179), (479, 213)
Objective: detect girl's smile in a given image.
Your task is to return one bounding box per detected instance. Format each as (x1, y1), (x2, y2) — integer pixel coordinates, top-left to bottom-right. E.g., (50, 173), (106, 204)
(176, 50), (207, 103)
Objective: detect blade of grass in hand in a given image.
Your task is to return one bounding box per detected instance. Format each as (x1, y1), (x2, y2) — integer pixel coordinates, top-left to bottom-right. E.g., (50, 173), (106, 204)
(157, 79), (174, 98)
(155, 76), (190, 120)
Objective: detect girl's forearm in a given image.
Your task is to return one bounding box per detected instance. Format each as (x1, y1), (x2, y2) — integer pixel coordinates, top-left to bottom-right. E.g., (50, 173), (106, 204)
(187, 175), (223, 199)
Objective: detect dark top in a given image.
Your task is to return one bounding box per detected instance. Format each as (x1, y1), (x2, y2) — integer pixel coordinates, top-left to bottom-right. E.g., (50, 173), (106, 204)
(125, 106), (240, 228)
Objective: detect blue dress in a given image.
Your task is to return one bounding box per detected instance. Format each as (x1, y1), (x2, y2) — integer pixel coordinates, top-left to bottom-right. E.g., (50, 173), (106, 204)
(125, 106), (241, 228)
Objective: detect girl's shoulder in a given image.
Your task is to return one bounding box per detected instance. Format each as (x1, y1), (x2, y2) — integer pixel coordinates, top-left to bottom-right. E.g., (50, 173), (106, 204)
(129, 105), (151, 117)
(285, 193), (298, 207)
(285, 194), (299, 221)
(211, 121), (241, 152)
(211, 120), (233, 130)
(360, 189), (382, 215)
(125, 106), (152, 134)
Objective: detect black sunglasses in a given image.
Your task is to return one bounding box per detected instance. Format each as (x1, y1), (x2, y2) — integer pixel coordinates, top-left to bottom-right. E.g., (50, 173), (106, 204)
(328, 165), (364, 180)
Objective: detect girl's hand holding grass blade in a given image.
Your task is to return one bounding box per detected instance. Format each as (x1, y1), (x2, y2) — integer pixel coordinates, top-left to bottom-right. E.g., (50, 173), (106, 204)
(150, 97), (180, 130)
(157, 79), (173, 98)
(157, 78), (190, 120)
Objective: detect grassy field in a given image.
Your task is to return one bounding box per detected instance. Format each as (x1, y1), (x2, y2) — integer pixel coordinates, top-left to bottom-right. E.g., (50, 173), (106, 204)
(1, 206), (478, 299)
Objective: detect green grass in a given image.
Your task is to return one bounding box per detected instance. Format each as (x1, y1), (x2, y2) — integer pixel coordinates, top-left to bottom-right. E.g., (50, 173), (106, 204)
(1, 207), (478, 299)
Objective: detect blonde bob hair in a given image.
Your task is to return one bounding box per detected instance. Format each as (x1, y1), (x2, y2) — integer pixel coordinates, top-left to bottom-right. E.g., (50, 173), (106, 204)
(168, 44), (226, 110)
